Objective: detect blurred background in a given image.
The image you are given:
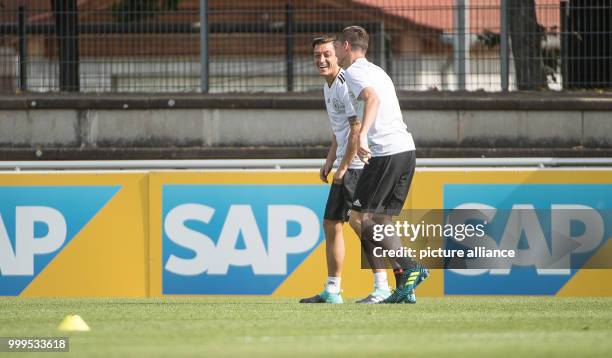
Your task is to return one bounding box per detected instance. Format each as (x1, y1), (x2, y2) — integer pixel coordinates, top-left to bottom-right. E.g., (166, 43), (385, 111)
(0, 0), (610, 160)
(1, 0), (611, 93)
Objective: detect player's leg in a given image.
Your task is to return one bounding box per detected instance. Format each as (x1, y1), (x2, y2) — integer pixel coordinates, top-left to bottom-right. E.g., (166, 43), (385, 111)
(352, 211), (393, 303)
(347, 210), (360, 237)
(363, 213), (423, 303)
(342, 169), (392, 303)
(300, 183), (346, 304)
(348, 212), (390, 278)
(352, 156), (411, 275)
(373, 151), (428, 303)
(358, 212), (425, 304)
(361, 212), (411, 285)
(324, 218), (344, 289)
(353, 151), (428, 303)
(348, 169), (393, 303)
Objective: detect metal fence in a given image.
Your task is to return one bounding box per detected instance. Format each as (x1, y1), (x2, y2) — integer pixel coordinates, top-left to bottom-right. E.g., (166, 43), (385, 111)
(0, 0), (610, 93)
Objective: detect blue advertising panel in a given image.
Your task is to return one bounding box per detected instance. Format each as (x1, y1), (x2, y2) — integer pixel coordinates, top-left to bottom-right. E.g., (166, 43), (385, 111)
(0, 186), (120, 295)
(162, 184), (328, 295)
(443, 184), (612, 295)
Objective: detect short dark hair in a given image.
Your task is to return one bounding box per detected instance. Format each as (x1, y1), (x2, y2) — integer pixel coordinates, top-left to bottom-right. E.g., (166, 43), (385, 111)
(312, 34), (336, 49)
(337, 26), (369, 52)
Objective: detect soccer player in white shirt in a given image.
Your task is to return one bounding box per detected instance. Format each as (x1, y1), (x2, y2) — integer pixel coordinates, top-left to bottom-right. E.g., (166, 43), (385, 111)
(334, 26), (428, 304)
(300, 35), (392, 304)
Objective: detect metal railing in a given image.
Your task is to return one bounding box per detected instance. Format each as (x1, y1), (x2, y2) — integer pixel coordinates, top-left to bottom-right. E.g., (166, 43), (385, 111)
(0, 0), (610, 93)
(2, 158), (612, 171)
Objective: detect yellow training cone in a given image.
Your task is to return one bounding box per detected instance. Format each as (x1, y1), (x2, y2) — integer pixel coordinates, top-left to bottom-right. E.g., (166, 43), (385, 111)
(58, 315), (90, 332)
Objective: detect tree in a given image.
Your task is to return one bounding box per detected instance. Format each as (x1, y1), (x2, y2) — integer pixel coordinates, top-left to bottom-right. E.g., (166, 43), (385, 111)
(507, 0), (548, 90)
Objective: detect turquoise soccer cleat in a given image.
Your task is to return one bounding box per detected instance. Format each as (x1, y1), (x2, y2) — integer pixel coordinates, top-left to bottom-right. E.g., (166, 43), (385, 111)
(402, 266), (429, 304)
(299, 290), (343, 304)
(380, 266), (429, 304)
(404, 289), (417, 304)
(378, 288), (405, 304)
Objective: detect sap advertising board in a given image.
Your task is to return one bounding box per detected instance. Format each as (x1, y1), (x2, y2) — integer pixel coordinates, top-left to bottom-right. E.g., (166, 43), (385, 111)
(2, 179), (610, 297)
(0, 186), (120, 296)
(444, 184), (612, 295)
(162, 185), (328, 295)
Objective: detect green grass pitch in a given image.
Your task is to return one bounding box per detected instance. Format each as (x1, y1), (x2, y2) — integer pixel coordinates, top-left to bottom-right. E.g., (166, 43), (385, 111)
(1, 297), (611, 357)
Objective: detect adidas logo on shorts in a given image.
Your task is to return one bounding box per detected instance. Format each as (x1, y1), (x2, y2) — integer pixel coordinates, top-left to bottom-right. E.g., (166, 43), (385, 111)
(353, 199), (361, 207)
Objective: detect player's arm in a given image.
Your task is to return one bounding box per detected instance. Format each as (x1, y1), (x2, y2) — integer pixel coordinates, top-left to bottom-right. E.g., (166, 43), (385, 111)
(321, 134), (337, 183)
(357, 87), (380, 163)
(333, 117), (360, 184)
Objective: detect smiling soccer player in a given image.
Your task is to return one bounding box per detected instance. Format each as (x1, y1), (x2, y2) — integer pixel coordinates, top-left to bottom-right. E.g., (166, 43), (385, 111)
(299, 35), (392, 304)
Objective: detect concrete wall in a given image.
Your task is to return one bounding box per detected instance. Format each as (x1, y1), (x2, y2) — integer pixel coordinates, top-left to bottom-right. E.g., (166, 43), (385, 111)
(0, 92), (610, 158)
(1, 108), (610, 148)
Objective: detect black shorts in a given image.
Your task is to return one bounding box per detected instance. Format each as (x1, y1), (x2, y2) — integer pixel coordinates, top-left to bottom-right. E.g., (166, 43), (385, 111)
(323, 168), (362, 222)
(352, 150), (416, 216)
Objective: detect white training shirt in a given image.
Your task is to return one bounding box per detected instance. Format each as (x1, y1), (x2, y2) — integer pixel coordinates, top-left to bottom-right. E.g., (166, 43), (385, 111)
(324, 69), (364, 169)
(344, 58), (416, 156)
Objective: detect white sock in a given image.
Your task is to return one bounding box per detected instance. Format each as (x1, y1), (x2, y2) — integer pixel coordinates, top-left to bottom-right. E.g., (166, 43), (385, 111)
(374, 272), (388, 290)
(325, 276), (341, 294)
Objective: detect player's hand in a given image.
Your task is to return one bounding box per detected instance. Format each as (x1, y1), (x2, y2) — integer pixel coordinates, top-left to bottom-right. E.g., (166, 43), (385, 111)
(358, 134), (371, 164)
(319, 163), (332, 183)
(332, 168), (346, 184)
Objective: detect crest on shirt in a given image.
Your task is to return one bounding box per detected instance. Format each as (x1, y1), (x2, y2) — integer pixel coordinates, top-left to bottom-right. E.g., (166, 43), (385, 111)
(331, 98), (345, 113)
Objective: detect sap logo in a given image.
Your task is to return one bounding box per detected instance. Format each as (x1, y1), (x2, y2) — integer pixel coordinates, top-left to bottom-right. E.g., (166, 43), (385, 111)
(443, 184), (612, 295)
(0, 185), (119, 296)
(447, 203), (604, 276)
(164, 204), (320, 276)
(0, 206), (67, 276)
(162, 184), (327, 295)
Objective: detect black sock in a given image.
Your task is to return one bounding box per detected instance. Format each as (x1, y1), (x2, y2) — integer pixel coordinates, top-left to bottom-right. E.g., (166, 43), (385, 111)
(394, 269), (406, 289)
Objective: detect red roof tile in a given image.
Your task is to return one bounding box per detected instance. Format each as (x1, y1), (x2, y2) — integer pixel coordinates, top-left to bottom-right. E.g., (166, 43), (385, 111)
(354, 0), (560, 33)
